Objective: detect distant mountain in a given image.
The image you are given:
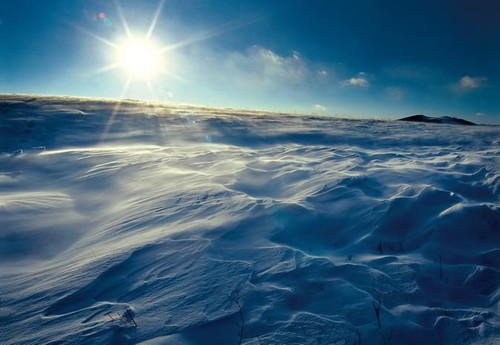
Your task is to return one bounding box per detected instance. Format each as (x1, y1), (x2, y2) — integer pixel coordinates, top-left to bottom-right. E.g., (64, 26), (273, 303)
(399, 115), (476, 126)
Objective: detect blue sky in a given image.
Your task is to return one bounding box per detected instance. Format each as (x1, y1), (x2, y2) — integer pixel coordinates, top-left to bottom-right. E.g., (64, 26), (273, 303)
(0, 0), (499, 123)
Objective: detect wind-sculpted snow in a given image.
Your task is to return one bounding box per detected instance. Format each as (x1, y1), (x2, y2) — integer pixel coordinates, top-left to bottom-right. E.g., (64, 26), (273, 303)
(0, 96), (499, 344)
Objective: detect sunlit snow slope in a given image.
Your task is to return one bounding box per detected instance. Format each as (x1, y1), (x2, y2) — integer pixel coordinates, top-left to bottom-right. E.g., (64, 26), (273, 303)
(1, 95), (499, 345)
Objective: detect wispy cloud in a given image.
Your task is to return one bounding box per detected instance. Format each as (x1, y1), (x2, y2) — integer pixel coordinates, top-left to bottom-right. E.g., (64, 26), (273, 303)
(224, 46), (310, 88)
(175, 45), (324, 106)
(343, 73), (369, 88)
(455, 75), (487, 92)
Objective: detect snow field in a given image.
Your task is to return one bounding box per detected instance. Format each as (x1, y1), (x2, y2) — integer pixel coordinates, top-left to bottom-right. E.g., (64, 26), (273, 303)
(0, 96), (499, 344)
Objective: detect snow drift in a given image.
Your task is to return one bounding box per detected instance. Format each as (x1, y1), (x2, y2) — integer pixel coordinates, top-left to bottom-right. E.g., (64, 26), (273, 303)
(0, 95), (499, 344)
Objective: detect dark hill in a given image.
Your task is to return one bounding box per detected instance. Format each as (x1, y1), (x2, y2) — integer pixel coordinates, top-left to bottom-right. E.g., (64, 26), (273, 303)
(399, 115), (476, 126)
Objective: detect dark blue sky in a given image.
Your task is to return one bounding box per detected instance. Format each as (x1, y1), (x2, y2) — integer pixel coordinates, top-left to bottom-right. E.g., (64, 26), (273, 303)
(1, 0), (499, 122)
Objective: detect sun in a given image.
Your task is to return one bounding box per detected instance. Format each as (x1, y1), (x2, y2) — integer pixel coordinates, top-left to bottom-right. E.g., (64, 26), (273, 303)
(80, 0), (259, 138)
(85, 0), (256, 87)
(117, 38), (164, 79)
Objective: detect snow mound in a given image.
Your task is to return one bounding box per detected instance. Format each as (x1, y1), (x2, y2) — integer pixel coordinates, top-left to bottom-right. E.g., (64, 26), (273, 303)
(1, 95), (499, 344)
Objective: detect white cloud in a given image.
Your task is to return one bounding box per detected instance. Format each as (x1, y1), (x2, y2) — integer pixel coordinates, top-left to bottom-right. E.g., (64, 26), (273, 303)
(457, 75), (487, 91)
(475, 112), (487, 117)
(291, 51), (301, 60)
(313, 104), (327, 112)
(343, 73), (369, 87)
(224, 46), (310, 88)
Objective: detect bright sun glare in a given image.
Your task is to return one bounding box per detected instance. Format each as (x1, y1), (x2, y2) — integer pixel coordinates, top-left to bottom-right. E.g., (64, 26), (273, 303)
(118, 38), (164, 78)
(87, 0), (254, 89)
(82, 0), (258, 138)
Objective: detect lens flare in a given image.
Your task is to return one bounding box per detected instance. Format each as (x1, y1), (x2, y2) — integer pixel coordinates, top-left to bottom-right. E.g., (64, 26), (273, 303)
(97, 12), (112, 28)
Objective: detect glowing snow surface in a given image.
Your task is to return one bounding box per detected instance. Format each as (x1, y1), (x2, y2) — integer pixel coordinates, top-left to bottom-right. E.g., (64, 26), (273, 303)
(0, 95), (499, 344)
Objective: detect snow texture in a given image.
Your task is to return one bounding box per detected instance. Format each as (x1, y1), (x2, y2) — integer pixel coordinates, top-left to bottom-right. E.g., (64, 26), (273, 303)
(0, 95), (499, 344)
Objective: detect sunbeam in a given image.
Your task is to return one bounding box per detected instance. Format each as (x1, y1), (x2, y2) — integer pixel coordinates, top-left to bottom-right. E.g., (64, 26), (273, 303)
(113, 0), (131, 38)
(160, 16), (263, 53)
(101, 77), (132, 140)
(73, 24), (119, 49)
(146, 0), (166, 40)
(146, 79), (156, 99)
